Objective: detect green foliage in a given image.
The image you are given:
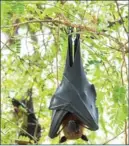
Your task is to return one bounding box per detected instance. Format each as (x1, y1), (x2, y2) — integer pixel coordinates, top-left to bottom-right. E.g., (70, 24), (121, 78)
(1, 0), (128, 144)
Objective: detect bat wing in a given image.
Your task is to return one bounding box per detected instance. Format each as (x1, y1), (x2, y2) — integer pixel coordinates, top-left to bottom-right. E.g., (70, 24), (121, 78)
(49, 75), (98, 130)
(49, 110), (68, 138)
(26, 88), (35, 114)
(49, 34), (99, 138)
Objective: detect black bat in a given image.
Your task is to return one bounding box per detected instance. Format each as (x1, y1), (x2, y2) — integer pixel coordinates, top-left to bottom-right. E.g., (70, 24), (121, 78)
(12, 89), (41, 143)
(49, 32), (99, 142)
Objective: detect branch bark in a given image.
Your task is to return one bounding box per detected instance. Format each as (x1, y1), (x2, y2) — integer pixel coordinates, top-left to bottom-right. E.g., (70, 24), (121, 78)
(1, 14), (127, 37)
(124, 120), (128, 144)
(1, 19), (96, 32)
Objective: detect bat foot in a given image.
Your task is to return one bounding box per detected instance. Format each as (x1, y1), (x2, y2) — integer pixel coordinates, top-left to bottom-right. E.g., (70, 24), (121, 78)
(81, 134), (88, 141)
(59, 136), (67, 143)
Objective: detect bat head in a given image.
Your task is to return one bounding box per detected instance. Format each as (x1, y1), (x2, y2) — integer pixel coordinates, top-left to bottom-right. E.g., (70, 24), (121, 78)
(59, 112), (87, 142)
(14, 106), (19, 114)
(59, 113), (89, 143)
(12, 98), (21, 107)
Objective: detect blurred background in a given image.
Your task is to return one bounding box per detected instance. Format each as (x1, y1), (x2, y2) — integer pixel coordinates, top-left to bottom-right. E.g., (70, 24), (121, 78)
(1, 0), (128, 144)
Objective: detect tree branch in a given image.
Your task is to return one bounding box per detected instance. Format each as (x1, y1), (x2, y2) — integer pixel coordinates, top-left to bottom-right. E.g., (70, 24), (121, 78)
(1, 19), (97, 32)
(1, 14), (127, 38)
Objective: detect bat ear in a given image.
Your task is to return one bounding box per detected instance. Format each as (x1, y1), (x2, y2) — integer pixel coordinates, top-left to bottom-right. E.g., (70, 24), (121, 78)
(91, 84), (97, 97)
(59, 136), (67, 143)
(81, 134), (88, 141)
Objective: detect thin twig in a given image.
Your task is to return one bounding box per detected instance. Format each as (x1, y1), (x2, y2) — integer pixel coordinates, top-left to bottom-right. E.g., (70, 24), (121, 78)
(1, 41), (18, 53)
(40, 23), (47, 51)
(33, 121), (39, 144)
(124, 120), (128, 144)
(120, 60), (124, 85)
(115, 1), (128, 36)
(1, 39), (10, 50)
(2, 117), (37, 142)
(26, 24), (29, 56)
(103, 127), (129, 144)
(55, 18), (60, 87)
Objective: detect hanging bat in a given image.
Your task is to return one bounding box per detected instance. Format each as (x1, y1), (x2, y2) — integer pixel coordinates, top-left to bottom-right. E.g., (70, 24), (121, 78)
(49, 32), (99, 143)
(12, 89), (41, 144)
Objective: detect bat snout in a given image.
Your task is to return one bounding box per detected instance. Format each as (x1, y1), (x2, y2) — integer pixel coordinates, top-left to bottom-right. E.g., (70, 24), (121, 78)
(68, 120), (79, 133)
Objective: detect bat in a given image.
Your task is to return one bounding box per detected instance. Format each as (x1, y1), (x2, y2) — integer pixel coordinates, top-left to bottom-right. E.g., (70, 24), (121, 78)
(12, 89), (41, 144)
(49, 31), (99, 143)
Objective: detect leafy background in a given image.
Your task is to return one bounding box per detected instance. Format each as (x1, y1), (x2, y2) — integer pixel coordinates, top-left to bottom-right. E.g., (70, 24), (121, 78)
(1, 0), (128, 144)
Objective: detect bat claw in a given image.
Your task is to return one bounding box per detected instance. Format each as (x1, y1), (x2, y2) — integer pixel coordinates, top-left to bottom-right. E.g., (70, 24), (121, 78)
(81, 134), (88, 141)
(59, 136), (67, 143)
